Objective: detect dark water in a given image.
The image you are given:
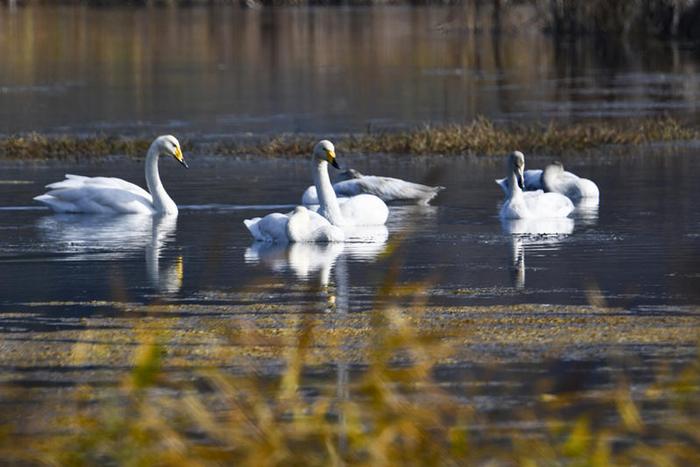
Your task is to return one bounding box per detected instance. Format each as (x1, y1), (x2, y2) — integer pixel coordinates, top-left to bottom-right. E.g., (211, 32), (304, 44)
(2, 5), (700, 137)
(1, 148), (699, 314)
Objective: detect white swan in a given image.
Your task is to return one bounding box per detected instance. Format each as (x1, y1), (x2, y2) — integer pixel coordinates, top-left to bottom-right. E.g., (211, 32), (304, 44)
(301, 168), (444, 205)
(542, 162), (600, 200)
(499, 151), (574, 220)
(244, 140), (388, 243)
(495, 169), (543, 195)
(245, 205), (344, 243)
(34, 135), (188, 215)
(496, 163), (599, 201)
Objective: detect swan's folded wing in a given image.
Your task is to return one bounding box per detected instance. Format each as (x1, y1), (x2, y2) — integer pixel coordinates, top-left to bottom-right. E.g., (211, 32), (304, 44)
(334, 176), (443, 203)
(338, 194), (389, 225)
(524, 192), (574, 218)
(48, 174), (152, 199)
(305, 210), (344, 242)
(244, 212), (290, 243)
(301, 185), (319, 205)
(303, 186), (351, 206)
(35, 175), (154, 214)
(37, 186), (153, 214)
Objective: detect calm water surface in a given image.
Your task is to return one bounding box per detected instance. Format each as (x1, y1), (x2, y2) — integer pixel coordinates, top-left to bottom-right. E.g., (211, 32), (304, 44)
(1, 148), (699, 314)
(2, 5), (700, 136)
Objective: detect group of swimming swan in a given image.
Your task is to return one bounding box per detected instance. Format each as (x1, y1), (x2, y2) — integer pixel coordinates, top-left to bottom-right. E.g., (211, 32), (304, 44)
(33, 136), (600, 243)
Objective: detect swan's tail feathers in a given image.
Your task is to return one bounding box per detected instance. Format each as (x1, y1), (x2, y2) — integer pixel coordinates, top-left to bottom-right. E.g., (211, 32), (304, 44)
(33, 194), (74, 213)
(418, 185), (446, 205)
(243, 217), (263, 240)
(495, 178), (509, 195)
(429, 185), (446, 197)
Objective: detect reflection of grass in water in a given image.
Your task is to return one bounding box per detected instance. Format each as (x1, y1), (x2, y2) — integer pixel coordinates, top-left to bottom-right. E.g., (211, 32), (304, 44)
(1, 256), (699, 464)
(1, 117), (697, 160)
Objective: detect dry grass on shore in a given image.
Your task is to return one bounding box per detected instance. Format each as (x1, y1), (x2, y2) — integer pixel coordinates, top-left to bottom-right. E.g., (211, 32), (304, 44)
(0, 117), (696, 161)
(1, 303), (698, 466)
(0, 260), (699, 466)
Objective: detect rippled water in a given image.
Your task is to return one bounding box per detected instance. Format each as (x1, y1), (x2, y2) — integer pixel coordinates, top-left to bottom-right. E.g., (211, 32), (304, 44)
(2, 5), (700, 136)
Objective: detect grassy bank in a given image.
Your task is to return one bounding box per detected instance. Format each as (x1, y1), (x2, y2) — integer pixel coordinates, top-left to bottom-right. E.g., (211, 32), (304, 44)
(0, 117), (697, 161)
(1, 274), (698, 465)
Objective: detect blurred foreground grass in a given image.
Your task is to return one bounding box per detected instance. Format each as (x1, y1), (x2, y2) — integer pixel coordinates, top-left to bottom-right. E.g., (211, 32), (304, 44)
(1, 117), (697, 160)
(0, 262), (698, 466)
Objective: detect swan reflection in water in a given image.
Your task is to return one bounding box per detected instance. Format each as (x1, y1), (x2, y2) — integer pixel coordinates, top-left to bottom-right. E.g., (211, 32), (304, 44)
(386, 204), (439, 235)
(245, 225), (389, 311)
(501, 217), (574, 289)
(37, 213), (182, 294)
(574, 196), (600, 228)
(244, 242), (345, 287)
(145, 215), (182, 294)
(245, 227), (388, 454)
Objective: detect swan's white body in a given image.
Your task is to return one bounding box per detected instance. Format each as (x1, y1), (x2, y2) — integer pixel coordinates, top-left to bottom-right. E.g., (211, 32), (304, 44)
(496, 164), (599, 201)
(496, 169), (543, 195)
(244, 206), (345, 243)
(302, 169), (444, 205)
(244, 140), (388, 244)
(499, 151), (574, 220)
(542, 162), (599, 200)
(34, 135), (187, 215)
(307, 193), (389, 226)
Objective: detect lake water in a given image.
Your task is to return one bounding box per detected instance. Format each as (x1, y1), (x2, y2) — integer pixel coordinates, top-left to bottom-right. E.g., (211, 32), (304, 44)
(1, 4), (700, 441)
(1, 147), (699, 330)
(2, 5), (700, 137)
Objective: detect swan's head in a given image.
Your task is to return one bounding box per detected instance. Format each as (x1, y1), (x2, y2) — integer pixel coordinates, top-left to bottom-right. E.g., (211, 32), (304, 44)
(508, 151), (525, 190)
(313, 140), (340, 169)
(544, 161), (565, 175)
(337, 168), (363, 181)
(155, 135), (188, 169)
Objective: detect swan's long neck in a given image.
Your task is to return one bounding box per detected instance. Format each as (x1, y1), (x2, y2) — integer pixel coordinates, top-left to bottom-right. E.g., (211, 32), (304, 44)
(507, 169), (523, 200)
(146, 144), (178, 214)
(314, 160), (345, 226)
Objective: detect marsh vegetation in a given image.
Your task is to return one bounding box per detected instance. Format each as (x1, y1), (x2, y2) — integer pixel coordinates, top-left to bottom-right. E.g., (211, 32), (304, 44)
(1, 268), (699, 465)
(1, 117), (697, 160)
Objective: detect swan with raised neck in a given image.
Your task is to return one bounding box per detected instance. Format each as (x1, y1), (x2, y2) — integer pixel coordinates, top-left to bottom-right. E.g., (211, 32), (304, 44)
(33, 134), (188, 214)
(146, 135), (188, 215)
(312, 140), (346, 226)
(507, 150), (526, 198)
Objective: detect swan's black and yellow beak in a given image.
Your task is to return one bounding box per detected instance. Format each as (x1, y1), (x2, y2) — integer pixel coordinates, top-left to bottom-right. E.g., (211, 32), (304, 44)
(516, 167), (524, 190)
(174, 146), (189, 169)
(326, 149), (340, 169)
